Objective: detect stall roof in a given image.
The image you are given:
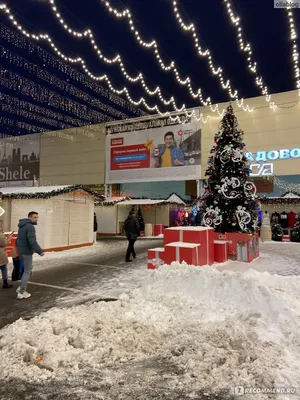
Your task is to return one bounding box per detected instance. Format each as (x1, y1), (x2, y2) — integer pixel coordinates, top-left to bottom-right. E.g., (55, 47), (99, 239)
(0, 185), (105, 200)
(117, 194), (186, 206)
(118, 199), (165, 205)
(166, 193), (185, 205)
(282, 192), (300, 198)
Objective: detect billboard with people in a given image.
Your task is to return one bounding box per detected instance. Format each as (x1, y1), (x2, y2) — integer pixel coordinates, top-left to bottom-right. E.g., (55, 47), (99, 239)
(105, 113), (201, 183)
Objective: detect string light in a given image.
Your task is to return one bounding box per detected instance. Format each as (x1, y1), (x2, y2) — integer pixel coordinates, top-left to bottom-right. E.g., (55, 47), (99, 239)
(0, 23), (146, 117)
(0, 2), (254, 119)
(172, 0), (252, 111)
(97, 0), (255, 115)
(0, 10), (252, 125)
(1, 69), (114, 124)
(0, 3), (187, 113)
(0, 132), (37, 147)
(1, 103), (75, 130)
(0, 92), (88, 128)
(0, 46), (130, 121)
(101, 0), (256, 115)
(0, 4), (179, 116)
(0, 8), (223, 123)
(47, 0), (210, 108)
(0, 117), (48, 134)
(286, 7), (300, 97)
(223, 0), (277, 111)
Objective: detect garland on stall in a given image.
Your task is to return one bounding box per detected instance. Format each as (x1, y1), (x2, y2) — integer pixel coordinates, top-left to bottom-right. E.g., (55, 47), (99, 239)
(96, 197), (131, 206)
(259, 192), (300, 205)
(97, 192), (189, 207)
(0, 185), (105, 200)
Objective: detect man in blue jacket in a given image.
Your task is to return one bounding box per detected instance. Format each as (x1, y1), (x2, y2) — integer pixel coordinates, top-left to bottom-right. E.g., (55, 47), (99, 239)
(154, 131), (185, 168)
(16, 211), (44, 300)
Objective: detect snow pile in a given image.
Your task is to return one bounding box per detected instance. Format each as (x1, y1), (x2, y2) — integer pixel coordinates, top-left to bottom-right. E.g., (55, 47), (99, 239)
(1, 263), (300, 398)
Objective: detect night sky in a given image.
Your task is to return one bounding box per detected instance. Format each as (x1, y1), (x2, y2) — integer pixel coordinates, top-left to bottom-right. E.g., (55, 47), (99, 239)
(0, 0), (299, 136)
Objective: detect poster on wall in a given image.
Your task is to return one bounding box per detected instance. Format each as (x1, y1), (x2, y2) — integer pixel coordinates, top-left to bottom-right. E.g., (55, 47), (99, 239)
(0, 133), (40, 188)
(105, 112), (201, 183)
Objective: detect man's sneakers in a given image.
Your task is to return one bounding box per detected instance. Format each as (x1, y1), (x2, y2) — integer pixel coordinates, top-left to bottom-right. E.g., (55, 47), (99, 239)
(16, 287), (31, 299)
(17, 291), (31, 300)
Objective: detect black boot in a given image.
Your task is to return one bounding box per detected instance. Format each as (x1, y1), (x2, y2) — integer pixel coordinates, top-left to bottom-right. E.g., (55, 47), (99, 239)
(3, 279), (13, 289)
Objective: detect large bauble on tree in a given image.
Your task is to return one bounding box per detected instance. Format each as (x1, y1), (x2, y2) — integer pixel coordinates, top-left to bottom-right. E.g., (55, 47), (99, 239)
(199, 104), (259, 233)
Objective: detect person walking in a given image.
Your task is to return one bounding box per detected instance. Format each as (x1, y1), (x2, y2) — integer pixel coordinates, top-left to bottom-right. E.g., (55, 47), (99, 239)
(0, 232), (14, 289)
(93, 213), (98, 244)
(124, 210), (140, 262)
(16, 211), (44, 300)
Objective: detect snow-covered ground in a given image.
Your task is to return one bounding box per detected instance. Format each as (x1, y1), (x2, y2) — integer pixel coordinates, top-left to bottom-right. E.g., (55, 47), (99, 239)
(1, 242), (300, 399)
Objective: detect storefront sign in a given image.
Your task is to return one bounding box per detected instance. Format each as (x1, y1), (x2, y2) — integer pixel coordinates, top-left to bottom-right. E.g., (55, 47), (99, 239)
(246, 148), (300, 162)
(249, 163), (273, 177)
(105, 113), (201, 184)
(0, 133), (40, 188)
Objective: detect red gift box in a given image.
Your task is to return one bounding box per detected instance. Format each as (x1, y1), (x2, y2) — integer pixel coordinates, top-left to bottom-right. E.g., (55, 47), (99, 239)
(147, 248), (165, 270)
(282, 235), (290, 242)
(164, 242), (200, 266)
(4, 232), (18, 257)
(153, 224), (164, 237)
(164, 227), (214, 265)
(214, 240), (228, 263)
(214, 232), (259, 263)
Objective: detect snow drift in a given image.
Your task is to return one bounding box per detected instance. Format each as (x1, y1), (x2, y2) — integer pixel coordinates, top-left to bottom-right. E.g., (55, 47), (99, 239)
(0, 263), (299, 399)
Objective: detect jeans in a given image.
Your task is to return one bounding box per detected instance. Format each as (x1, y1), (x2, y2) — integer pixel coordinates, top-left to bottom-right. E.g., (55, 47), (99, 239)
(19, 255), (33, 293)
(0, 265), (8, 281)
(125, 239), (136, 261)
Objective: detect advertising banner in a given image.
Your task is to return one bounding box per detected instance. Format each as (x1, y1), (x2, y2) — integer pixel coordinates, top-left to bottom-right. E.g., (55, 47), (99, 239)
(0, 133), (40, 188)
(105, 113), (201, 184)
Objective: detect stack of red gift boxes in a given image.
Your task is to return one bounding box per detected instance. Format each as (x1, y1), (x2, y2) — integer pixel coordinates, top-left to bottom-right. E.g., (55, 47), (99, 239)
(147, 227), (259, 269)
(153, 224), (164, 237)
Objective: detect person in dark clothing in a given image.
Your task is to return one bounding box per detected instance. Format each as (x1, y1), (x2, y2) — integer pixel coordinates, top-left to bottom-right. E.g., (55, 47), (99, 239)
(93, 213), (98, 243)
(16, 211), (44, 300)
(124, 210), (140, 262)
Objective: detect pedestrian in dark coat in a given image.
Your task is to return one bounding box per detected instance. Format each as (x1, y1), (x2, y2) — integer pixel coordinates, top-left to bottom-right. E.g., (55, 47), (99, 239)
(16, 211), (44, 300)
(124, 210), (140, 262)
(93, 213), (98, 243)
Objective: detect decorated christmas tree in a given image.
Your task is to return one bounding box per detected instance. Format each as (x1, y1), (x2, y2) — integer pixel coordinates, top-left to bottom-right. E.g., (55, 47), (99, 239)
(136, 206), (145, 232)
(199, 104), (260, 233)
(291, 214), (300, 242)
(271, 223), (283, 241)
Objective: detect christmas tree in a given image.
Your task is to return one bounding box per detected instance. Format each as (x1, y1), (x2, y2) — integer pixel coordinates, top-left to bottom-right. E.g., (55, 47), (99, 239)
(199, 104), (259, 233)
(291, 214), (300, 242)
(136, 206), (145, 231)
(271, 223), (283, 241)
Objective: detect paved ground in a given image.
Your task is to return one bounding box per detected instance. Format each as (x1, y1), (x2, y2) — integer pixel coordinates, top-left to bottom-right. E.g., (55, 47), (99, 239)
(0, 238), (162, 330)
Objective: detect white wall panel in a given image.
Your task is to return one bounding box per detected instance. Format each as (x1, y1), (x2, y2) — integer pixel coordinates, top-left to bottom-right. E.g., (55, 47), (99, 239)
(40, 124), (106, 186)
